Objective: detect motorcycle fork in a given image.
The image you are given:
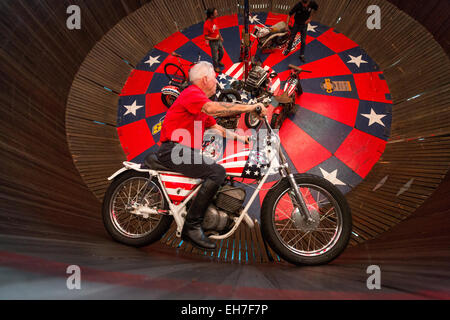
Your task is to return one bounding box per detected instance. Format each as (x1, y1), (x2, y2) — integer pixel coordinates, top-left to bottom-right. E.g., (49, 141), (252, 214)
(278, 150), (313, 222)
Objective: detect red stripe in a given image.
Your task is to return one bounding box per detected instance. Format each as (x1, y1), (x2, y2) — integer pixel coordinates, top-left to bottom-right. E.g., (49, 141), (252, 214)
(225, 167), (244, 174)
(160, 172), (187, 178)
(162, 181), (198, 190)
(168, 194), (189, 202)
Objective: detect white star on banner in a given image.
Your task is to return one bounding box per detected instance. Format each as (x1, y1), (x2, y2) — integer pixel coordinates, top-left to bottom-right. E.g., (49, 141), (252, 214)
(218, 82), (226, 90)
(249, 15), (260, 24)
(307, 24), (318, 32)
(246, 169), (252, 175)
(123, 100), (144, 116)
(361, 108), (386, 127)
(347, 54), (368, 68)
(145, 55), (161, 67)
(319, 168), (346, 186)
(218, 73), (228, 81)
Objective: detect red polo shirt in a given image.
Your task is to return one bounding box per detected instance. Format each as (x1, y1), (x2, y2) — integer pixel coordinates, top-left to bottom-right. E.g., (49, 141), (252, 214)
(160, 85), (217, 150)
(204, 18), (220, 40)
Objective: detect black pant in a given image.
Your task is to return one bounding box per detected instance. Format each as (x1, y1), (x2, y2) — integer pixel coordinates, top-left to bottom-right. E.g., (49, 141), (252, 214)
(286, 23), (307, 55)
(210, 40), (224, 68)
(157, 141), (226, 185)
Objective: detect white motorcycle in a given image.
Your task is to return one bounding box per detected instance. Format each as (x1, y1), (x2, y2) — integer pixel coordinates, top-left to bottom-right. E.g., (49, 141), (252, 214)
(102, 107), (352, 265)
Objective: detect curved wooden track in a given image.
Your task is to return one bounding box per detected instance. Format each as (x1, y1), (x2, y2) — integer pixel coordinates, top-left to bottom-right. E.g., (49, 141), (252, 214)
(0, 0), (449, 298)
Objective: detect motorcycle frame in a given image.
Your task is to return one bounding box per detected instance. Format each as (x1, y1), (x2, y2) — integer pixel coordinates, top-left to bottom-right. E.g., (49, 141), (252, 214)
(117, 133), (287, 240)
(114, 118), (312, 240)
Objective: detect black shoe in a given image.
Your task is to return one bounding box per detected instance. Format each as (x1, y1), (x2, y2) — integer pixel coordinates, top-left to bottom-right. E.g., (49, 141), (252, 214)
(182, 223), (216, 250)
(181, 179), (220, 250)
(299, 55), (306, 63)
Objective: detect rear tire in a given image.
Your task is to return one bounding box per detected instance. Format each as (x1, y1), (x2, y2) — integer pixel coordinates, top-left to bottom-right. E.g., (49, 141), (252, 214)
(261, 173), (352, 265)
(102, 170), (173, 247)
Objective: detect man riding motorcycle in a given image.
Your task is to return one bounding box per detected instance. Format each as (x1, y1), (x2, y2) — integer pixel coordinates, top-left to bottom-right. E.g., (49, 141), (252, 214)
(157, 61), (267, 250)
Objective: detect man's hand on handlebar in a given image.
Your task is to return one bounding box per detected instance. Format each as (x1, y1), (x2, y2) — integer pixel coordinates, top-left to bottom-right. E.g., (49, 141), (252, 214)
(253, 103), (267, 118)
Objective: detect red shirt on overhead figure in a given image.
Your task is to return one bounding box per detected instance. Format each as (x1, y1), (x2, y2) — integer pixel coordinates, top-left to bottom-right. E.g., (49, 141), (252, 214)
(204, 18), (220, 40)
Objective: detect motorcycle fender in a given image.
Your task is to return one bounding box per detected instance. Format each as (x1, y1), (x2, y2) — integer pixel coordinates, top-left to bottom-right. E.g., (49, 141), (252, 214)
(161, 85), (181, 97)
(108, 167), (129, 181)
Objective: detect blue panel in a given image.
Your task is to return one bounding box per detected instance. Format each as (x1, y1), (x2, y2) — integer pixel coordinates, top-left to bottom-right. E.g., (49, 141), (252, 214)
(181, 22), (204, 40)
(220, 26), (242, 63)
(291, 107), (353, 153)
(136, 49), (169, 72)
(354, 100), (392, 141)
(306, 156), (364, 194)
(146, 72), (170, 94)
(337, 47), (380, 74)
(175, 41), (212, 63)
(117, 94), (146, 127)
(145, 112), (166, 143)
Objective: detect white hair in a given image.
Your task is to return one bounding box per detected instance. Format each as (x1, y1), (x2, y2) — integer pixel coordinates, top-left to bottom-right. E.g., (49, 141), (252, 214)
(189, 61), (216, 83)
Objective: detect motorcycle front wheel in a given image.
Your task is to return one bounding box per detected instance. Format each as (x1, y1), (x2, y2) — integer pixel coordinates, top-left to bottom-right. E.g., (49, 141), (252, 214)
(261, 173), (352, 265)
(102, 171), (173, 247)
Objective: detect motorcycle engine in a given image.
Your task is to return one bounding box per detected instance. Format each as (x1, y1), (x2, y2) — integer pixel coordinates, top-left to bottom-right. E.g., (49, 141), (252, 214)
(244, 65), (269, 94)
(201, 185), (246, 232)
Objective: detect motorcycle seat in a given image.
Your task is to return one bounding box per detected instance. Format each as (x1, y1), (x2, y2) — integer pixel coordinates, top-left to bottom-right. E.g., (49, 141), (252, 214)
(270, 21), (288, 34)
(144, 153), (173, 171)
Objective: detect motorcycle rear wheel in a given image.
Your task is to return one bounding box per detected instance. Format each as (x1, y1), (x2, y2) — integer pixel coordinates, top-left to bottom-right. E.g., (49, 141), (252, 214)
(102, 171), (173, 247)
(261, 173), (352, 265)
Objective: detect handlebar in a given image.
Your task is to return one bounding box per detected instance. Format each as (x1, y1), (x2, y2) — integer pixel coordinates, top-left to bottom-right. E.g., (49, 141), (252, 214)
(288, 64), (312, 73)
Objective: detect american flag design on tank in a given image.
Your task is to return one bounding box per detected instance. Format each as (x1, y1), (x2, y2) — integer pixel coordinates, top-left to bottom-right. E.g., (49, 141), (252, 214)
(217, 150), (270, 179)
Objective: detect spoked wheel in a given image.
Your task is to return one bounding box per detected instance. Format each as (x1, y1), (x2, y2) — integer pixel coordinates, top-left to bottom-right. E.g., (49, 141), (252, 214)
(164, 63), (187, 83)
(102, 171), (173, 247)
(245, 112), (262, 129)
(217, 88), (241, 103)
(261, 173), (352, 265)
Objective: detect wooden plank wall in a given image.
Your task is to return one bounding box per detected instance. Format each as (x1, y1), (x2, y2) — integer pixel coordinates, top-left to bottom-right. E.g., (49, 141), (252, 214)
(1, 0), (449, 262)
(0, 0), (155, 240)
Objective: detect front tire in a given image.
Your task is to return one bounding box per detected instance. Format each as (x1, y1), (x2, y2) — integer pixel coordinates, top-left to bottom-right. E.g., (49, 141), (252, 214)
(261, 173), (352, 265)
(102, 170), (173, 247)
